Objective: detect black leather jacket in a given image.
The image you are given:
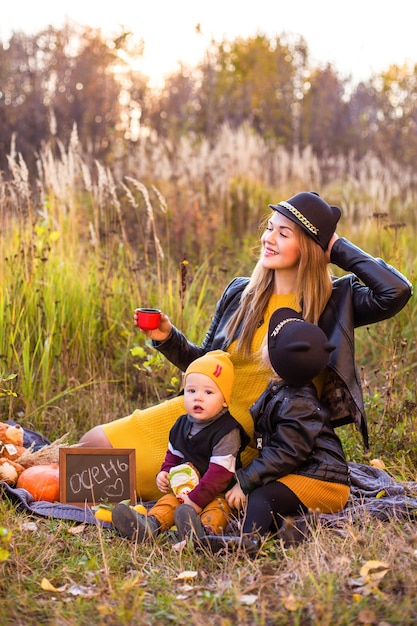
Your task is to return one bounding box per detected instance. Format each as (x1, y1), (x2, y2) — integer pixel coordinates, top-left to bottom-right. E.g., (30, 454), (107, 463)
(156, 238), (412, 446)
(236, 380), (350, 493)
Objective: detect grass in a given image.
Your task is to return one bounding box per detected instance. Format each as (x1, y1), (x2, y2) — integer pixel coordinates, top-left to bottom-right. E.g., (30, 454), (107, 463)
(2, 498), (417, 625)
(1, 131), (417, 624)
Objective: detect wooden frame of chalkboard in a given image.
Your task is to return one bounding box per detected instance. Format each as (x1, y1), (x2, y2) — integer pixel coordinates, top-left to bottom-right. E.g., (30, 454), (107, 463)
(59, 448), (136, 506)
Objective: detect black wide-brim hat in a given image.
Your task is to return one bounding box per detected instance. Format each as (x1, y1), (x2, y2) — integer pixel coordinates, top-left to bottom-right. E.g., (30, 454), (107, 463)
(268, 308), (336, 386)
(269, 191), (341, 250)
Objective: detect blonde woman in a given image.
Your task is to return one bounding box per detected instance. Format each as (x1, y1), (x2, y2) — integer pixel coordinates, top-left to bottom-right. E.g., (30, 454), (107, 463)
(79, 192), (412, 501)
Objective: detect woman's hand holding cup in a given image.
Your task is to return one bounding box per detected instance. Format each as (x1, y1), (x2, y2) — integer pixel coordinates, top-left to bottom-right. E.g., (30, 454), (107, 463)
(134, 308), (172, 341)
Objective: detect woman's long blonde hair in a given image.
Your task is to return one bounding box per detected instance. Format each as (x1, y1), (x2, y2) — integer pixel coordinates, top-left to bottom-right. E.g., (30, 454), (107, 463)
(226, 223), (333, 357)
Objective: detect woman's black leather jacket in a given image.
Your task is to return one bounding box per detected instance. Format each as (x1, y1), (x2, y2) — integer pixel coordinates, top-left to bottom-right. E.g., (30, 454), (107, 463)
(235, 380), (351, 494)
(156, 238), (413, 446)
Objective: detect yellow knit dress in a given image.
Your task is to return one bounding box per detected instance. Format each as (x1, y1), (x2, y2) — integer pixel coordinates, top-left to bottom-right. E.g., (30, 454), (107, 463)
(104, 293), (349, 512)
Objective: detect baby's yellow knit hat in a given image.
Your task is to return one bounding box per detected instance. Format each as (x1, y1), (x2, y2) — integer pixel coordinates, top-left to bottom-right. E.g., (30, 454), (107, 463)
(184, 350), (234, 405)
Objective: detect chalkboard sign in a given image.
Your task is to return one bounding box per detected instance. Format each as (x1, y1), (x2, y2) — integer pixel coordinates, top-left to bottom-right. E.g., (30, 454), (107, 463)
(59, 448), (136, 505)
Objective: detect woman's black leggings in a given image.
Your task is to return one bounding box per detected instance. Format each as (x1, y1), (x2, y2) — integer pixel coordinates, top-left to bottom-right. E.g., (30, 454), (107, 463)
(243, 481), (308, 535)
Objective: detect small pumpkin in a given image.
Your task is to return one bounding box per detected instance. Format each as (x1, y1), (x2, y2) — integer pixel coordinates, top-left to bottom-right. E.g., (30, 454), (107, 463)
(132, 504), (147, 515)
(17, 463), (60, 502)
(93, 502), (147, 524)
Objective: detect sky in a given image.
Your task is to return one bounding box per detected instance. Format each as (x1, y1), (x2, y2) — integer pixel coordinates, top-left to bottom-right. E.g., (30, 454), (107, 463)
(1, 0), (416, 86)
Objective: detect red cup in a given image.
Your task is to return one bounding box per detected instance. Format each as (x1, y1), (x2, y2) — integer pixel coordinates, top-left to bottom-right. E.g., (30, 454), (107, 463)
(135, 308), (161, 330)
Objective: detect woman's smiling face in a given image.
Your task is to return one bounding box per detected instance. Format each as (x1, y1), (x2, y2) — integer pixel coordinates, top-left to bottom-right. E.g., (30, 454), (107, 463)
(261, 211), (301, 272)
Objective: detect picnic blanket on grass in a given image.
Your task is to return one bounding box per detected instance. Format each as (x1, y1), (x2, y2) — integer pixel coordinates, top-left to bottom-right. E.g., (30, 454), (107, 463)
(0, 481), (112, 527)
(319, 461), (417, 524)
(1, 462), (417, 530)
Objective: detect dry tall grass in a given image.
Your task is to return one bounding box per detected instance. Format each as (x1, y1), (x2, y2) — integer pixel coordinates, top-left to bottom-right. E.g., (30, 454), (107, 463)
(1, 128), (417, 625)
(1, 127), (416, 441)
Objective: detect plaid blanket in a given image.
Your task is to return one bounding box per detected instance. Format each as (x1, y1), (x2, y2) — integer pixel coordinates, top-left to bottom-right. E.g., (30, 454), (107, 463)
(1, 462), (417, 529)
(1, 480), (111, 526)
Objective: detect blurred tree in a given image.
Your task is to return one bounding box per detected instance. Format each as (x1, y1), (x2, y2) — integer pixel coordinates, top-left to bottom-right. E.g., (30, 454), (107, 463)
(299, 64), (351, 158)
(346, 80), (383, 158)
(370, 64), (417, 167)
(346, 64), (417, 168)
(147, 34), (308, 147)
(49, 24), (123, 158)
(0, 23), (148, 173)
(0, 32), (49, 171)
(196, 34), (306, 144)
(1, 24), (417, 177)
(145, 65), (199, 140)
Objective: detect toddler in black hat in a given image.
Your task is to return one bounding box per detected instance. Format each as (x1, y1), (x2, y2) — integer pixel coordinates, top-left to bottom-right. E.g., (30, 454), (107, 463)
(266, 307), (335, 385)
(218, 307), (350, 555)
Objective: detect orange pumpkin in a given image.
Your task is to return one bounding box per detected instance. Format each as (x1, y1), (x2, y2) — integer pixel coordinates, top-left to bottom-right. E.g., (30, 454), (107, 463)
(17, 463), (60, 502)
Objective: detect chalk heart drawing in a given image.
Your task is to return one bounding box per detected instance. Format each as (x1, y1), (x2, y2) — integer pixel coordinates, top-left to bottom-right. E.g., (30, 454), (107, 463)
(104, 478), (124, 498)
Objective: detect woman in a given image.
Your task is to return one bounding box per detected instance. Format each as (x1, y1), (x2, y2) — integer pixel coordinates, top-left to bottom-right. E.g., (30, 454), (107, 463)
(79, 192), (412, 501)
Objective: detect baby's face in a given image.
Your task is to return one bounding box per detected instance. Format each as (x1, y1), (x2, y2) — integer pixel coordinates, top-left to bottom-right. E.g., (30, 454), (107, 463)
(183, 372), (226, 420)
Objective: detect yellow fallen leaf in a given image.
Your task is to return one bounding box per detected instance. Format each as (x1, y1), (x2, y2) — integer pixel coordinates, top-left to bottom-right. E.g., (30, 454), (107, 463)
(40, 577), (65, 592)
(175, 570), (198, 580)
(370, 459), (385, 470)
(0, 548), (10, 561)
(172, 539), (187, 552)
(283, 592), (301, 611)
(360, 560), (389, 582)
(41, 578), (58, 592)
